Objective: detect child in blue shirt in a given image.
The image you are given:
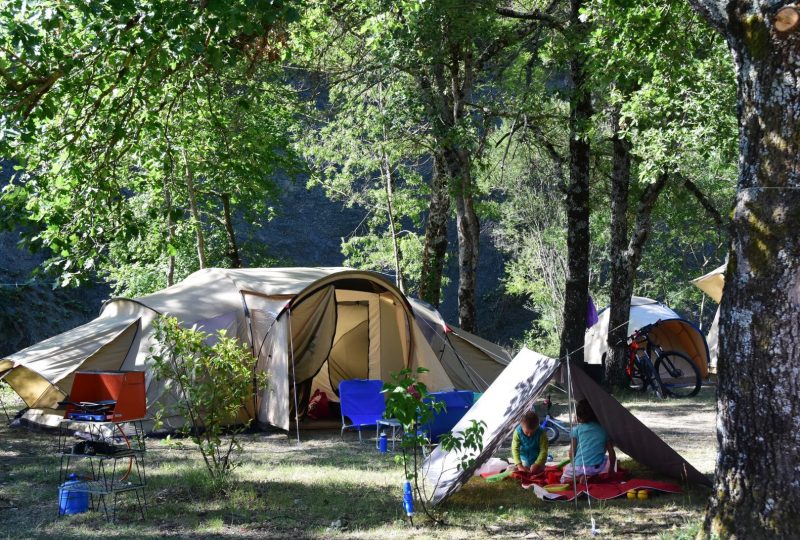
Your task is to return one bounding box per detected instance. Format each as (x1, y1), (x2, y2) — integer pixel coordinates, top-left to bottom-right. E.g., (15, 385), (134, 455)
(561, 399), (616, 483)
(512, 410), (549, 474)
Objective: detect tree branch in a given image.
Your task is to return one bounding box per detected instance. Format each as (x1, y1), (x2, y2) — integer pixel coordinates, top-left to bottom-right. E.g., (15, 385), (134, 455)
(680, 175), (725, 227)
(684, 0), (731, 33)
(495, 5), (565, 29)
(628, 172), (669, 267)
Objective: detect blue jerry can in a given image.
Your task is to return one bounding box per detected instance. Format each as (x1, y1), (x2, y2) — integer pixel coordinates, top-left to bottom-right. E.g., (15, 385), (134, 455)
(58, 474), (89, 515)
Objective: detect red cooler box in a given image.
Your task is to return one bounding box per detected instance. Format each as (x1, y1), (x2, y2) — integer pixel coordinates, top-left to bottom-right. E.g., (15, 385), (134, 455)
(65, 371), (146, 422)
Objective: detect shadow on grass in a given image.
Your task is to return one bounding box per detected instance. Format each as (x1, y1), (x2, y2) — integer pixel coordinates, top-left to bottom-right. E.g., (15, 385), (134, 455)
(4, 473), (407, 539)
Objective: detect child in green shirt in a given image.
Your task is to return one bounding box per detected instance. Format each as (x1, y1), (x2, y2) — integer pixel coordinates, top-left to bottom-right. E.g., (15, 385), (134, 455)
(512, 410), (549, 473)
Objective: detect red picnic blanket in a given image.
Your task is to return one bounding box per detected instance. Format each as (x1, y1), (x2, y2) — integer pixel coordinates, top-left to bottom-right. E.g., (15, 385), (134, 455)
(509, 466), (682, 501)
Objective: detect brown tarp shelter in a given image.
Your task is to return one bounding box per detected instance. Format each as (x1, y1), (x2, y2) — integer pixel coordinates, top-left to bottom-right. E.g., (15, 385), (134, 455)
(0, 268), (457, 431)
(423, 347), (710, 505)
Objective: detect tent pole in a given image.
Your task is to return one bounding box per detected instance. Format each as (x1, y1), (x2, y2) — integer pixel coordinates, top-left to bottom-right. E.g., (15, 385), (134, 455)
(288, 308), (301, 445)
(565, 356), (579, 510)
(566, 354), (598, 535)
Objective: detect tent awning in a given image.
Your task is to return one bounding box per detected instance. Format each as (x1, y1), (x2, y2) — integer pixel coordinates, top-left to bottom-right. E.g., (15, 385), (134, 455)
(691, 263), (726, 303)
(0, 316), (139, 408)
(423, 349), (710, 506)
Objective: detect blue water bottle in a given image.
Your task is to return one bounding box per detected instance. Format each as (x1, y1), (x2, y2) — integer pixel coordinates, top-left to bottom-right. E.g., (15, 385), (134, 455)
(379, 431), (388, 453)
(402, 480), (414, 517)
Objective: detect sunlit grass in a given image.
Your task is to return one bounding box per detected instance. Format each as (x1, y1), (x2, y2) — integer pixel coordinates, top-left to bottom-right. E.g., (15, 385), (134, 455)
(0, 390), (713, 539)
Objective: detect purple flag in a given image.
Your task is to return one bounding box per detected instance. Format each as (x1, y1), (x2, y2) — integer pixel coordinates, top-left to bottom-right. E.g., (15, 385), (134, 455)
(586, 295), (599, 328)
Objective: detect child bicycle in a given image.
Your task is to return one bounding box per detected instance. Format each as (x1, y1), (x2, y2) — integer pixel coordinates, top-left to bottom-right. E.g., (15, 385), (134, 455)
(626, 321), (702, 398)
(540, 395), (570, 443)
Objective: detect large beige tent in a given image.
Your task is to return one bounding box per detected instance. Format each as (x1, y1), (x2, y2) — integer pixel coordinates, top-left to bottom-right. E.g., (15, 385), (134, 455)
(692, 263), (726, 371)
(408, 298), (511, 392)
(584, 296), (710, 378)
(0, 268), (461, 431)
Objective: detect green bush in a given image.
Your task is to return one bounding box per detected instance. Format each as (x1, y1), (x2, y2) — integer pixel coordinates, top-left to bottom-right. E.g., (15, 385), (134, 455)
(148, 315), (266, 486)
(383, 368), (485, 522)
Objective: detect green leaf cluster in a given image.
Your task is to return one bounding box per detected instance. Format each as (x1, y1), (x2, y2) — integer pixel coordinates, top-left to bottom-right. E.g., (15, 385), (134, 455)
(147, 315), (267, 486)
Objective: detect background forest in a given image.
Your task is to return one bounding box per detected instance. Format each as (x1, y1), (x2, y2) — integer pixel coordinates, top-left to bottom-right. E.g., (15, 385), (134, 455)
(0, 0), (736, 361)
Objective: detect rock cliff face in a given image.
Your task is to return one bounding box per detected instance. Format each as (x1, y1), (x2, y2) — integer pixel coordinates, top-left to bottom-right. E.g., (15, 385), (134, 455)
(0, 167), (532, 357)
(0, 162), (110, 358)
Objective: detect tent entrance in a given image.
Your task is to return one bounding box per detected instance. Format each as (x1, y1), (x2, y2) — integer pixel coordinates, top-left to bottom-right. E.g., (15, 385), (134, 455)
(277, 287), (411, 426)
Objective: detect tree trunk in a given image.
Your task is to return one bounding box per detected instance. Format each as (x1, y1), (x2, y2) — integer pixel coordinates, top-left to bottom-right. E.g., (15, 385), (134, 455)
(162, 179), (176, 286)
(181, 149), (207, 269)
(419, 152), (450, 307)
(559, 0), (592, 363)
(220, 192), (242, 269)
(381, 150), (405, 293)
(606, 115), (634, 388)
(684, 3), (800, 537)
(378, 80), (405, 293)
(607, 171), (669, 387)
(449, 148), (480, 333)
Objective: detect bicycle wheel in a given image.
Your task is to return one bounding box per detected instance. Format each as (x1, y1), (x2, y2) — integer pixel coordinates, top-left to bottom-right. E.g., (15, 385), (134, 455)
(629, 363), (648, 392)
(544, 424), (559, 444)
(655, 350), (701, 398)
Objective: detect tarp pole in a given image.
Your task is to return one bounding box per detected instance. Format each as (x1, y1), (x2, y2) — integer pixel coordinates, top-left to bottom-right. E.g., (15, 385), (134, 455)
(565, 357), (579, 510)
(288, 308), (301, 445)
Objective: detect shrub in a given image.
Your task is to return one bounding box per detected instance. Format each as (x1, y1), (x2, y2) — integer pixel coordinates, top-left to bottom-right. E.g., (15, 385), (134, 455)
(383, 368), (485, 523)
(148, 315), (267, 486)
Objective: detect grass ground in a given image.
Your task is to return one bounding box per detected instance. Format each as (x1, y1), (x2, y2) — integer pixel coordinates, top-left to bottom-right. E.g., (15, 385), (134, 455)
(0, 383), (716, 539)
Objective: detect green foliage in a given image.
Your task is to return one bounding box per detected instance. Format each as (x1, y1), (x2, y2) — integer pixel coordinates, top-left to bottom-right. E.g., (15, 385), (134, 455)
(383, 368), (485, 497)
(301, 72), (427, 288)
(0, 0), (302, 288)
(485, 0), (737, 350)
(438, 420), (487, 473)
(297, 0), (535, 299)
(147, 315), (267, 486)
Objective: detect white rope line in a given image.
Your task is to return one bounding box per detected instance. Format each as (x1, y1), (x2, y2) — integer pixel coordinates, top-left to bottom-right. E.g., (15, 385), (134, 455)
(565, 356), (598, 535)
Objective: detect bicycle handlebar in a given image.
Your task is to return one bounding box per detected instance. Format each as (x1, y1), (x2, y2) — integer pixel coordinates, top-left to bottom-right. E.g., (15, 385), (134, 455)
(628, 319), (662, 341)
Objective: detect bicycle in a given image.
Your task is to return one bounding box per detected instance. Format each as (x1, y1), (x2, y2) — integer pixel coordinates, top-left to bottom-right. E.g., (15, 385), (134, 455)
(540, 395), (570, 443)
(626, 321), (702, 398)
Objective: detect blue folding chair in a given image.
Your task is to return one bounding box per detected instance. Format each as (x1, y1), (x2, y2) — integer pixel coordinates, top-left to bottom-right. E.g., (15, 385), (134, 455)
(339, 379), (398, 443)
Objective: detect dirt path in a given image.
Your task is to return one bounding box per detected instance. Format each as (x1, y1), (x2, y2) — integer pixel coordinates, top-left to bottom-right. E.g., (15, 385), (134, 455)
(621, 386), (717, 476)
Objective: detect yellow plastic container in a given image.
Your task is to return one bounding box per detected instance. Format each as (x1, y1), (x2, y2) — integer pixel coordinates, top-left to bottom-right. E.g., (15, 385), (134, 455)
(637, 489), (650, 500)
(626, 490), (637, 500)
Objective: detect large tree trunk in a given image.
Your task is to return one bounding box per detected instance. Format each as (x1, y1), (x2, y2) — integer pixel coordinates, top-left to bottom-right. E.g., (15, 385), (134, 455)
(559, 0), (592, 363)
(686, 2), (800, 537)
(419, 152), (450, 307)
(181, 149), (207, 269)
(606, 115), (634, 387)
(449, 148), (480, 333)
(220, 192), (242, 268)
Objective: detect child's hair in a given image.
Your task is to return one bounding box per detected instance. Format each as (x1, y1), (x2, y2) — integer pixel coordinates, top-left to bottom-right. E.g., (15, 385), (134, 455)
(521, 410), (540, 429)
(575, 399), (597, 424)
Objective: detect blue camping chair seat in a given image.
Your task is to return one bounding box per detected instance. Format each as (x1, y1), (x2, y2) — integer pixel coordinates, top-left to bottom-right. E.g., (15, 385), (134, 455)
(339, 379), (396, 442)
